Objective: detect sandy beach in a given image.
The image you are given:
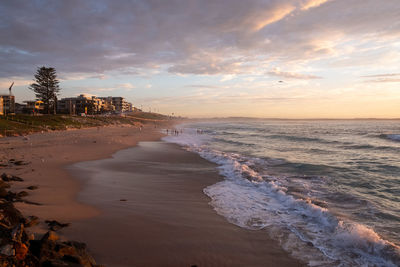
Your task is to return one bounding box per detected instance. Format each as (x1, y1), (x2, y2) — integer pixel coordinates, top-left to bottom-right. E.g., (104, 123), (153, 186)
(63, 141), (304, 267)
(0, 124), (304, 266)
(0, 124), (164, 226)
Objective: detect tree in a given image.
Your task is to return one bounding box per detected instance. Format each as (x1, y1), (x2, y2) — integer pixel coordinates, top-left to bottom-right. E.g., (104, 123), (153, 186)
(29, 66), (60, 114)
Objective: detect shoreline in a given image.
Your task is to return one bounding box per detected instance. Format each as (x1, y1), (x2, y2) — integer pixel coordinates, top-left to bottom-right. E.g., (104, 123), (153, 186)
(1, 123), (168, 231)
(64, 141), (304, 266)
(1, 123), (304, 266)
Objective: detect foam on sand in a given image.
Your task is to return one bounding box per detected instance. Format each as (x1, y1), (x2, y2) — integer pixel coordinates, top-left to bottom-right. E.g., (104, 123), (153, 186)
(164, 127), (400, 266)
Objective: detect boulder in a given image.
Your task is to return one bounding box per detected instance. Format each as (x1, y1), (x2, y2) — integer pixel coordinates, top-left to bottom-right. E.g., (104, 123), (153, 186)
(11, 223), (24, 242)
(13, 161), (29, 166)
(24, 216), (39, 228)
(27, 185), (39, 190)
(0, 244), (14, 256)
(1, 173), (23, 182)
(14, 241), (28, 260)
(0, 202), (24, 226)
(0, 188), (8, 198)
(42, 231), (59, 242)
(45, 220), (70, 231)
(0, 181), (10, 189)
(17, 191), (29, 198)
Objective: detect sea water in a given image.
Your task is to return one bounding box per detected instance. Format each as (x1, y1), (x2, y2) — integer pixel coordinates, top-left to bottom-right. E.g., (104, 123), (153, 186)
(163, 120), (400, 266)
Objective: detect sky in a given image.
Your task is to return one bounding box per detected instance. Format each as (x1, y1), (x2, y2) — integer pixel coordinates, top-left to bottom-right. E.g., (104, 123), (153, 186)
(0, 0), (399, 118)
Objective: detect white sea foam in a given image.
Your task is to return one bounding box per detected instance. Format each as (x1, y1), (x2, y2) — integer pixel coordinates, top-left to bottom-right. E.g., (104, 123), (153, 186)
(163, 127), (400, 266)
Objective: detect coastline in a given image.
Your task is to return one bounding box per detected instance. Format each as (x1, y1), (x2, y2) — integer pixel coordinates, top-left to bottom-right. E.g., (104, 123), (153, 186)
(1, 123), (166, 232)
(1, 123), (304, 266)
(65, 141), (304, 266)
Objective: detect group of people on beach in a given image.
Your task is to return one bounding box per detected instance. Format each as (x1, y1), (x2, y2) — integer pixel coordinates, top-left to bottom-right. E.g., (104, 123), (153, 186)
(165, 128), (205, 136)
(166, 129), (182, 136)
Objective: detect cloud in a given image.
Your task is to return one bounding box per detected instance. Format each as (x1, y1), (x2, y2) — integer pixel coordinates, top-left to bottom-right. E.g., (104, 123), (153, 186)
(118, 83), (135, 89)
(246, 4), (296, 32)
(0, 78), (31, 88)
(300, 0), (331, 11)
(361, 73), (400, 78)
(268, 68), (322, 79)
(184, 84), (220, 89)
(220, 75), (236, 82)
(365, 78), (400, 83)
(361, 73), (400, 83)
(0, 0), (399, 78)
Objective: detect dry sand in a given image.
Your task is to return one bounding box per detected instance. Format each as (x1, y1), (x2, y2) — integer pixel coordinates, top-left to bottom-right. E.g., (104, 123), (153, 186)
(0, 124), (304, 267)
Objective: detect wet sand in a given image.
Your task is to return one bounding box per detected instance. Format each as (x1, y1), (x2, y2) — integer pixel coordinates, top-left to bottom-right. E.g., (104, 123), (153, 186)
(65, 141), (305, 267)
(0, 124), (164, 231)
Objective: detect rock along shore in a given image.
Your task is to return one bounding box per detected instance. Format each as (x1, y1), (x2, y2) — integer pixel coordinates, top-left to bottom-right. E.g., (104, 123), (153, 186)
(0, 172), (102, 267)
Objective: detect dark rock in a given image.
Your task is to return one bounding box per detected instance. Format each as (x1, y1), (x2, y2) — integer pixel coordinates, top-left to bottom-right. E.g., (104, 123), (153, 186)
(13, 161), (29, 166)
(0, 181), (10, 189)
(0, 190), (99, 266)
(27, 185), (39, 190)
(11, 223), (24, 242)
(62, 241), (96, 266)
(0, 188), (8, 198)
(14, 241), (28, 260)
(22, 200), (42, 206)
(24, 216), (39, 228)
(17, 191), (29, 198)
(4, 191), (18, 202)
(62, 254), (81, 263)
(0, 224), (11, 240)
(1, 173), (24, 182)
(28, 239), (42, 258)
(0, 243), (14, 256)
(0, 202), (24, 226)
(45, 220), (70, 231)
(119, 199), (127, 201)
(42, 259), (72, 267)
(42, 231), (59, 242)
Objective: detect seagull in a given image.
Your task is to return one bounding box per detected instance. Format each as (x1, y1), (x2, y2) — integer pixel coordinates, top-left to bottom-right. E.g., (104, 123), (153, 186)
(278, 80), (284, 83)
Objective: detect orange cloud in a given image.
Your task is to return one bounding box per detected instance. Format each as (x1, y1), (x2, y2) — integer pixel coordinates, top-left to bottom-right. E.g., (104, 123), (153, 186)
(250, 5), (296, 32)
(301, 0), (331, 11)
(268, 68), (322, 79)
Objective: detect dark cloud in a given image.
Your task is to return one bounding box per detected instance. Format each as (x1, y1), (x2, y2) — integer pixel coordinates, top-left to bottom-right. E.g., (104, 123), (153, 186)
(0, 0), (399, 78)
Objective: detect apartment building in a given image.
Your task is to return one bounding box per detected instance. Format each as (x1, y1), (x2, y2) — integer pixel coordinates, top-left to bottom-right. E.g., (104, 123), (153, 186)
(98, 96), (132, 113)
(0, 95), (15, 115)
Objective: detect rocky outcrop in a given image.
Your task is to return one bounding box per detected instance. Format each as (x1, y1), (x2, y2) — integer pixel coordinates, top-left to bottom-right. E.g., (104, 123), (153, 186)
(0, 173), (102, 267)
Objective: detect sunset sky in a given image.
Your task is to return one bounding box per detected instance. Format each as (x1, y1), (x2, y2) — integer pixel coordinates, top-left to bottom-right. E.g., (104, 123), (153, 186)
(0, 0), (399, 118)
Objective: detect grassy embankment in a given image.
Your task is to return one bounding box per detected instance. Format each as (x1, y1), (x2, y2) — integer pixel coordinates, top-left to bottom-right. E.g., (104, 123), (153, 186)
(0, 112), (171, 137)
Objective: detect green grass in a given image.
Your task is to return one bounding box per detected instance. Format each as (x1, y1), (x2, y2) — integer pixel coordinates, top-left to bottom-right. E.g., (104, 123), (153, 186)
(0, 113), (171, 137)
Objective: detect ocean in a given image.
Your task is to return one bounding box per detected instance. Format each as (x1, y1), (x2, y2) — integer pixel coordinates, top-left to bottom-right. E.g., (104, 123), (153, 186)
(163, 120), (400, 267)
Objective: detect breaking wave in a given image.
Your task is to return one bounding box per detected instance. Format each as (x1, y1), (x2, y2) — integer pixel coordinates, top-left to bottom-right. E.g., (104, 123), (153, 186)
(163, 128), (400, 266)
